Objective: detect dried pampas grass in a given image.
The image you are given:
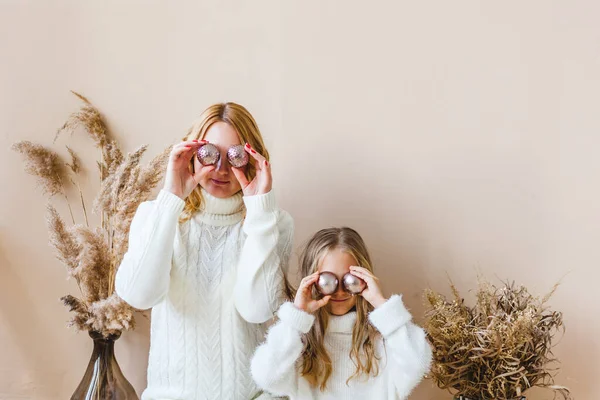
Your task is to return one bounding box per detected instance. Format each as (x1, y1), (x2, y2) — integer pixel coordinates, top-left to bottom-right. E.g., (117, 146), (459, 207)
(14, 91), (169, 337)
(65, 146), (81, 174)
(110, 145), (171, 265)
(424, 279), (570, 400)
(12, 141), (66, 196)
(46, 204), (81, 276)
(56, 91), (109, 148)
(86, 293), (135, 335)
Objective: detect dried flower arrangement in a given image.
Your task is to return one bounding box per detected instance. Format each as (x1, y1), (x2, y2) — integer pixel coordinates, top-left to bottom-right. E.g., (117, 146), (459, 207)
(13, 91), (170, 337)
(423, 279), (570, 400)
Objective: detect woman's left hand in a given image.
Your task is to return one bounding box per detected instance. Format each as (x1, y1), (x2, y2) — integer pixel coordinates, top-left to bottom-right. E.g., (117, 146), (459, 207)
(231, 143), (272, 196)
(349, 266), (387, 308)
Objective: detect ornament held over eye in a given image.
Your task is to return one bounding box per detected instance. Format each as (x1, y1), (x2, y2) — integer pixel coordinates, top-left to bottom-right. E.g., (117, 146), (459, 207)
(196, 143), (220, 166)
(227, 144), (249, 168)
(342, 273), (366, 295)
(316, 272), (339, 296)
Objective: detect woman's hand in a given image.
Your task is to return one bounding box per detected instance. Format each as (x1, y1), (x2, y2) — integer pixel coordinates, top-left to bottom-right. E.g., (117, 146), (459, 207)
(163, 140), (207, 199)
(231, 143), (272, 196)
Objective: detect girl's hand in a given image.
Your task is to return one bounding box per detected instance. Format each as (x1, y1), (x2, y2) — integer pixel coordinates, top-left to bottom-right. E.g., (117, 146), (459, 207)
(294, 272), (331, 313)
(163, 140), (207, 199)
(231, 143), (272, 196)
(349, 266), (387, 308)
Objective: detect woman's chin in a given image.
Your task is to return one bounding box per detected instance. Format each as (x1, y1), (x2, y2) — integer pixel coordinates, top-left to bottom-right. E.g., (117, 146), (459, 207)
(202, 181), (239, 198)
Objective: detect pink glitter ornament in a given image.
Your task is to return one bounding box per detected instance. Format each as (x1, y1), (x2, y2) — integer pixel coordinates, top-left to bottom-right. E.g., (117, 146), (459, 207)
(196, 143), (220, 166)
(227, 144), (249, 168)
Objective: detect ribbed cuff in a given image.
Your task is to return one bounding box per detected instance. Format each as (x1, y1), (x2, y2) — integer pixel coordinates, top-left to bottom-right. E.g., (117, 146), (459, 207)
(156, 189), (185, 214)
(244, 190), (277, 215)
(277, 302), (315, 334)
(369, 295), (412, 337)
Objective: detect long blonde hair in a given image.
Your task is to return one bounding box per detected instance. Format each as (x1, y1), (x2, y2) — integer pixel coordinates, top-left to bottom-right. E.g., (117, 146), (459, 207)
(296, 227), (380, 390)
(180, 102), (269, 222)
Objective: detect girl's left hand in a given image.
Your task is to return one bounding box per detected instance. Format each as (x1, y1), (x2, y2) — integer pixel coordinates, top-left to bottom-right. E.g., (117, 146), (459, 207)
(349, 266), (387, 308)
(231, 143), (272, 196)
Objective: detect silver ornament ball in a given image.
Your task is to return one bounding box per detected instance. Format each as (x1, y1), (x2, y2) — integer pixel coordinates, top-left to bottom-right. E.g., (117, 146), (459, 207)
(316, 272), (339, 296)
(197, 143), (220, 166)
(342, 273), (366, 294)
(227, 144), (249, 168)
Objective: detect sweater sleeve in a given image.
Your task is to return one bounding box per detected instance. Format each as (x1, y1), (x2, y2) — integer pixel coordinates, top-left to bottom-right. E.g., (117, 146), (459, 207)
(251, 302), (313, 398)
(369, 295), (432, 398)
(234, 190), (294, 323)
(115, 190), (184, 310)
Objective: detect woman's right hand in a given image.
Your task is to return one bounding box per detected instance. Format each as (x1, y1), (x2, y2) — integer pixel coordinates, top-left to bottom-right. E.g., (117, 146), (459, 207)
(294, 272), (331, 313)
(163, 140), (207, 199)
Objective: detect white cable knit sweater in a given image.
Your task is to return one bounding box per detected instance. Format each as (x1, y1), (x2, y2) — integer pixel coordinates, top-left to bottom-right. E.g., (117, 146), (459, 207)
(251, 295), (432, 400)
(115, 188), (294, 400)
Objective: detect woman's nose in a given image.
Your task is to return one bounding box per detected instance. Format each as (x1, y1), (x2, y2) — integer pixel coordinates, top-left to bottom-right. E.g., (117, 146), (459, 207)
(214, 156), (228, 173)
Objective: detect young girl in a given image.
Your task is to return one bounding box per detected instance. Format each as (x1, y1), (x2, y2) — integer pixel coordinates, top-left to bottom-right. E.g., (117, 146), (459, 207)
(251, 227), (431, 399)
(115, 103), (294, 400)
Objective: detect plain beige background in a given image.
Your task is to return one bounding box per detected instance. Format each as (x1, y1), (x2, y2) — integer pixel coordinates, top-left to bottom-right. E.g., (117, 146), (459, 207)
(1, 1), (599, 399)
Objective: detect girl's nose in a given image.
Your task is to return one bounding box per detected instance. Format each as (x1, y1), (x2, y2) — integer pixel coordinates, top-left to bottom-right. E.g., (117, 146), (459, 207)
(333, 283), (345, 296)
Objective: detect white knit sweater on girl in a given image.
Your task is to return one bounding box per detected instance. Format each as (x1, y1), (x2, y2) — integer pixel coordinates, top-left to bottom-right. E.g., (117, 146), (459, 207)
(251, 295), (432, 400)
(115, 188), (294, 400)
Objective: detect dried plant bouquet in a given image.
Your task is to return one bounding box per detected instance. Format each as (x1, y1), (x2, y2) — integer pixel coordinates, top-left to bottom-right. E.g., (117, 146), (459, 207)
(423, 280), (570, 400)
(13, 91), (170, 337)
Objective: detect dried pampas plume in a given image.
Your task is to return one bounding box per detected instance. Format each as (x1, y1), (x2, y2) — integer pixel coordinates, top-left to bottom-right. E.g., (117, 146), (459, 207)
(56, 91), (108, 148)
(424, 279), (570, 400)
(46, 204), (81, 276)
(66, 146), (81, 174)
(12, 141), (67, 197)
(86, 294), (135, 335)
(71, 226), (112, 302)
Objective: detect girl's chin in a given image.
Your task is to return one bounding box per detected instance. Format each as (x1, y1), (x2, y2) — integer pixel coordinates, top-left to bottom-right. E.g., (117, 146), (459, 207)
(326, 303), (356, 316)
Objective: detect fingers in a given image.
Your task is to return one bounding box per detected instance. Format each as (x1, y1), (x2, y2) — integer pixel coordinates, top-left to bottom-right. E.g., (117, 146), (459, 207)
(315, 295), (331, 309)
(231, 166), (250, 188)
(259, 159), (272, 181)
(236, 144), (272, 195)
(298, 272), (319, 292)
(348, 269), (371, 281)
(171, 140), (207, 160)
(300, 272), (319, 287)
(349, 266), (375, 279)
(244, 143), (270, 169)
(171, 145), (193, 159)
(349, 266), (377, 286)
(300, 272), (319, 282)
(175, 139), (207, 149)
(294, 272), (322, 312)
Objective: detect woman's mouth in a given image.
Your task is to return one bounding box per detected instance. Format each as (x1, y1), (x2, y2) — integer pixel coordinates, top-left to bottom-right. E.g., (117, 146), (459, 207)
(211, 179), (229, 186)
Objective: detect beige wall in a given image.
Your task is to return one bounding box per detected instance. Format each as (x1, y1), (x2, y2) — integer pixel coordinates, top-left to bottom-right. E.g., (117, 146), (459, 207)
(2, 1), (599, 399)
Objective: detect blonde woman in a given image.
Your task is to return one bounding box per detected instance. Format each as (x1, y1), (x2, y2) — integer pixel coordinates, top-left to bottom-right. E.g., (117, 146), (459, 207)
(251, 227), (431, 399)
(115, 103), (294, 400)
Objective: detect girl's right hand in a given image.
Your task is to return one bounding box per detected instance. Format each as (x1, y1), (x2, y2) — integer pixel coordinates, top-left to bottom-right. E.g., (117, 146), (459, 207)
(294, 272), (331, 313)
(164, 140), (207, 200)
